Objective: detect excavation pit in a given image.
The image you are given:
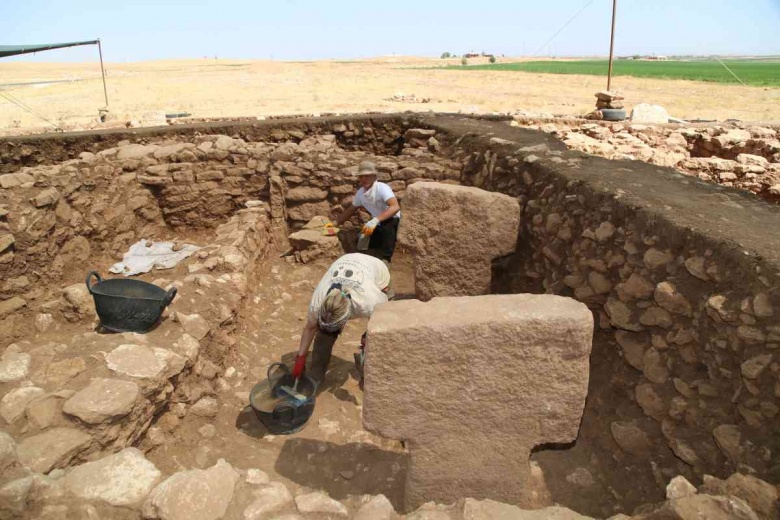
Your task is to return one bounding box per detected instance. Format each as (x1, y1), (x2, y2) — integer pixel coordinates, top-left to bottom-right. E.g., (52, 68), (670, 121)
(0, 114), (778, 519)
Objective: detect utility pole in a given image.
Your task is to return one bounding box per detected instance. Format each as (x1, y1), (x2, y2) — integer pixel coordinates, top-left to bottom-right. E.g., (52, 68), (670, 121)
(97, 39), (109, 106)
(607, 0), (617, 91)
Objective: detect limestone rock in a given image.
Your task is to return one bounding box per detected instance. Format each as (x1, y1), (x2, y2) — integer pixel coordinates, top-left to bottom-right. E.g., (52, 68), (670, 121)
(245, 469), (270, 485)
(63, 378), (139, 424)
(643, 494), (759, 520)
(142, 459), (239, 520)
(286, 200), (331, 223)
(17, 427), (92, 473)
(666, 475), (697, 500)
(243, 482), (292, 519)
(0, 386), (45, 424)
(0, 233), (14, 254)
(190, 396), (218, 418)
(64, 448), (161, 508)
(752, 293), (773, 318)
(106, 344), (166, 379)
(623, 273), (655, 300)
(741, 354), (772, 379)
(700, 473), (778, 520)
(610, 421), (652, 455)
(605, 298), (644, 332)
(177, 313), (210, 341)
(615, 331), (647, 370)
(636, 383), (666, 420)
(398, 183), (520, 300)
(172, 334), (200, 363)
(32, 187), (60, 207)
(644, 248), (673, 270)
(0, 346), (31, 383)
(117, 143), (158, 160)
(712, 424), (742, 462)
(61, 283), (94, 321)
(26, 395), (65, 430)
(0, 431), (17, 471)
(630, 104), (670, 124)
(294, 491), (348, 517)
(654, 282), (693, 317)
(0, 476), (32, 516)
(286, 186), (328, 202)
(0, 296), (27, 319)
(354, 494), (395, 520)
(461, 499), (594, 519)
(642, 348), (669, 384)
(34, 313), (54, 333)
(363, 294), (592, 510)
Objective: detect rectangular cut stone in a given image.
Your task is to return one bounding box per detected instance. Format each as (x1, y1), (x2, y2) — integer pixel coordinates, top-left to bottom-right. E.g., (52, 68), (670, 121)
(398, 182), (520, 301)
(363, 294), (593, 510)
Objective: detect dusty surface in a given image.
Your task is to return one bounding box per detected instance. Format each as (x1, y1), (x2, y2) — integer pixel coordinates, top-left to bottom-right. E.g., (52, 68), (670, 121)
(1, 57), (779, 135)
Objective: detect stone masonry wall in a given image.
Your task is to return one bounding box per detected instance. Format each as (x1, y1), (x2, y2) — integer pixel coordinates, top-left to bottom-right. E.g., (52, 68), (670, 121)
(0, 118), (458, 314)
(421, 115), (780, 485)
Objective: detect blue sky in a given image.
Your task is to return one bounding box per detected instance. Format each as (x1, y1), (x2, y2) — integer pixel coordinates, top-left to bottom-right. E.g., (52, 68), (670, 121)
(2, 0), (779, 62)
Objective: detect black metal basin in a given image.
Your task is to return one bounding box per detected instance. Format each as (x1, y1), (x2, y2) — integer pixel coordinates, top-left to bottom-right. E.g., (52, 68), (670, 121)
(86, 271), (177, 333)
(249, 362), (317, 435)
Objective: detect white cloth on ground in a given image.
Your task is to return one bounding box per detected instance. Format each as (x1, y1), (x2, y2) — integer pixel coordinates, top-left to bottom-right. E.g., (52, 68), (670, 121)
(353, 181), (401, 219)
(308, 253), (390, 324)
(109, 239), (200, 276)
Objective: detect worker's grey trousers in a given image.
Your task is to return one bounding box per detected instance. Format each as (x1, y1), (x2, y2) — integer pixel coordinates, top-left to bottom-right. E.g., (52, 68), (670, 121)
(309, 329), (340, 388)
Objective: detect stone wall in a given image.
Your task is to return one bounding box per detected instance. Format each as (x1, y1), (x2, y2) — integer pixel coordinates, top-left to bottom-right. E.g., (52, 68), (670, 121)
(420, 115), (780, 484)
(0, 118), (458, 315)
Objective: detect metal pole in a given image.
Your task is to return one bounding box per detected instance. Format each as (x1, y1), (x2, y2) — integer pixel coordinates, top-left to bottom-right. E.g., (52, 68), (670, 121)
(607, 0), (617, 91)
(97, 39), (109, 106)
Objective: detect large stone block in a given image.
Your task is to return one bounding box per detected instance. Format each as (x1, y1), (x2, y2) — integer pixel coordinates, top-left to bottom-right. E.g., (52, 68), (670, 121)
(398, 182), (520, 301)
(363, 294), (593, 510)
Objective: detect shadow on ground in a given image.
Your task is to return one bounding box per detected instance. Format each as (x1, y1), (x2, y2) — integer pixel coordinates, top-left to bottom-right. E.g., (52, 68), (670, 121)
(275, 438), (409, 511)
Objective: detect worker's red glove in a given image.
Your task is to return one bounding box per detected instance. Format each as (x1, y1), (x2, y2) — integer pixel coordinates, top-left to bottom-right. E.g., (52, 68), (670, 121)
(291, 354), (307, 379)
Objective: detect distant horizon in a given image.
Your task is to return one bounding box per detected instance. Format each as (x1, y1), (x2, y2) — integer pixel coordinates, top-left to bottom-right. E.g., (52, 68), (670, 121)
(4, 53), (780, 66)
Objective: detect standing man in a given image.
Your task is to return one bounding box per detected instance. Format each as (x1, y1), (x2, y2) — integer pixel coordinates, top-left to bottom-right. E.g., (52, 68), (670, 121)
(335, 161), (401, 262)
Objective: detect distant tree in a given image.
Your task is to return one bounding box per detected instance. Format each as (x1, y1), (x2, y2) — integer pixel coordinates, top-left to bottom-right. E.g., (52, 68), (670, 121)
(461, 57), (468, 66)
(441, 52), (451, 59)
(489, 55), (496, 64)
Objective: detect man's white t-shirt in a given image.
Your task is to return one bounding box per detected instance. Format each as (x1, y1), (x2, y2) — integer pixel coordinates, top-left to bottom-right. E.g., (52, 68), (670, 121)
(353, 182), (401, 219)
(308, 253), (390, 324)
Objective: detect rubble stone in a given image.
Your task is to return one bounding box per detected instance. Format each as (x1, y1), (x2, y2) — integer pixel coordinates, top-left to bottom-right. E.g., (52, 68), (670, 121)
(63, 378), (140, 424)
(16, 427), (92, 473)
(398, 182), (520, 300)
(354, 494), (395, 520)
(0, 346), (31, 383)
(243, 482), (292, 519)
(142, 459), (239, 520)
(106, 344), (167, 379)
(0, 386), (45, 424)
(64, 448), (161, 508)
(363, 294), (592, 509)
(295, 491), (348, 517)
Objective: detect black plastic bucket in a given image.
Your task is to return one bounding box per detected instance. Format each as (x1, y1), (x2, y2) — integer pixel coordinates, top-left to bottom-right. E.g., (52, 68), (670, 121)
(249, 362), (317, 435)
(86, 271), (177, 333)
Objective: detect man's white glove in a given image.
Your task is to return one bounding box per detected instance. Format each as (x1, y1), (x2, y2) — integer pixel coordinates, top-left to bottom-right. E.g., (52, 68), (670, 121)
(361, 218), (380, 237)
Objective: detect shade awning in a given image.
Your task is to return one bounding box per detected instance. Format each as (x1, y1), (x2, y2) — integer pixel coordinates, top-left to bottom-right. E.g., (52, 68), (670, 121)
(0, 40), (99, 59)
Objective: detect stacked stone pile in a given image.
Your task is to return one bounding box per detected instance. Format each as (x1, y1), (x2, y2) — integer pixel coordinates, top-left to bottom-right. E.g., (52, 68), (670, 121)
(513, 119), (780, 202)
(595, 90), (625, 110)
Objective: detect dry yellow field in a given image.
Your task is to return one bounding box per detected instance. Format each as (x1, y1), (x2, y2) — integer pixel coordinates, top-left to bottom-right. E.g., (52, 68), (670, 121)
(1, 56), (778, 133)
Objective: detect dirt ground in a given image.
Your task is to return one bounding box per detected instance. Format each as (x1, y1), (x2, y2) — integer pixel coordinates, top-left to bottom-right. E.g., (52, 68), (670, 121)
(1, 57), (779, 134)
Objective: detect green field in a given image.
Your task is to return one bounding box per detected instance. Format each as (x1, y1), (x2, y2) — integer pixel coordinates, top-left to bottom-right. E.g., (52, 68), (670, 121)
(446, 59), (780, 87)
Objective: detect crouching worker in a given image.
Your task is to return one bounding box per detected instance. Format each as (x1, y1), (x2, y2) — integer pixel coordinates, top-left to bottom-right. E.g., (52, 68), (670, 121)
(291, 253), (392, 387)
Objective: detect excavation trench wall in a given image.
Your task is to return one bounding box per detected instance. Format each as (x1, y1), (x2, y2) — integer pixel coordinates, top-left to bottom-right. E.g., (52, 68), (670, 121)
(1, 114), (778, 487)
(422, 115), (780, 485)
